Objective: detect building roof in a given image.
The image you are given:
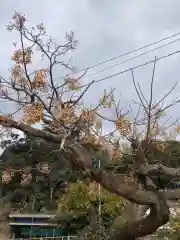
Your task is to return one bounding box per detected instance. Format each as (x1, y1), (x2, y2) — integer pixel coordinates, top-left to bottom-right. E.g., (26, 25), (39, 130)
(9, 222), (57, 226)
(9, 213), (56, 218)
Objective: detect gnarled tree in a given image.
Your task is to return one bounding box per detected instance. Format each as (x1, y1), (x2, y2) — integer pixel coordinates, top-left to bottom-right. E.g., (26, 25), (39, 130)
(1, 12), (180, 239)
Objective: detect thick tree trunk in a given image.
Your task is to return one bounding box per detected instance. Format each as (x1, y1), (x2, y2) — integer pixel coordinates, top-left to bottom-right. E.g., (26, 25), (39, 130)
(0, 218), (11, 240)
(126, 204), (148, 223)
(130, 205), (150, 240)
(0, 204), (12, 240)
(109, 195), (169, 240)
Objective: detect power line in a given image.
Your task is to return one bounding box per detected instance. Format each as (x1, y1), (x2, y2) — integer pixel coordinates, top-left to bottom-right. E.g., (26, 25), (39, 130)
(80, 48), (180, 88)
(38, 48), (180, 98)
(39, 48), (180, 98)
(78, 37), (180, 80)
(2, 48), (180, 102)
(4, 32), (179, 103)
(54, 31), (180, 81)
(78, 32), (180, 73)
(54, 31), (180, 82)
(1, 32), (180, 104)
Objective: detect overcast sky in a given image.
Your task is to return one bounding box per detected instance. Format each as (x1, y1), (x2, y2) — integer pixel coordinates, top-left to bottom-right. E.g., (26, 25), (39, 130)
(1, 0), (180, 135)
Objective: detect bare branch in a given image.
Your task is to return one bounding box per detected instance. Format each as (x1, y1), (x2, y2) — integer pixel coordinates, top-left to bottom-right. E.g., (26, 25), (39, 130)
(131, 69), (148, 114)
(139, 163), (180, 178)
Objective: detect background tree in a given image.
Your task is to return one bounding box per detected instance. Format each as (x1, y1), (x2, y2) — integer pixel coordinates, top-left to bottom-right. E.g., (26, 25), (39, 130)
(0, 134), (71, 212)
(1, 12), (180, 239)
(0, 133), (126, 237)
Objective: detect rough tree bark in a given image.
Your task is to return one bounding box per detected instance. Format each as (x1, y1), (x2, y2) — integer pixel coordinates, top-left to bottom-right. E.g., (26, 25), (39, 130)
(0, 204), (12, 240)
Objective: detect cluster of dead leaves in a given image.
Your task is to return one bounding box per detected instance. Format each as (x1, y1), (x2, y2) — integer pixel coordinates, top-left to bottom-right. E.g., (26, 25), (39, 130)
(23, 103), (43, 124)
(1, 168), (33, 186)
(115, 117), (132, 136)
(36, 162), (51, 174)
(64, 77), (81, 90)
(11, 48), (32, 65)
(1, 169), (14, 184)
(31, 69), (47, 89)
